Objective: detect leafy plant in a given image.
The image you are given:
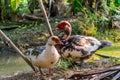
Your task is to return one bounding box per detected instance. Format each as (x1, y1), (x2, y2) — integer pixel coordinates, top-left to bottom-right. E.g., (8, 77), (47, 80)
(10, 0), (20, 11)
(16, 0), (29, 14)
(115, 0), (120, 6)
(67, 0), (82, 14)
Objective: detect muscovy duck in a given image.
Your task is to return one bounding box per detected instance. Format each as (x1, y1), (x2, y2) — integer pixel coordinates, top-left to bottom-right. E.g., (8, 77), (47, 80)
(55, 20), (112, 61)
(25, 36), (63, 75)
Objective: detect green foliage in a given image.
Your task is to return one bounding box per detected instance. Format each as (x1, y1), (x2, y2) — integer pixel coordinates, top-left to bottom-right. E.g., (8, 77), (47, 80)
(115, 0), (120, 6)
(57, 58), (77, 69)
(16, 0), (29, 14)
(57, 59), (68, 69)
(67, 0), (82, 14)
(10, 0), (20, 11)
(71, 22), (83, 35)
(1, 0), (5, 4)
(69, 0), (120, 42)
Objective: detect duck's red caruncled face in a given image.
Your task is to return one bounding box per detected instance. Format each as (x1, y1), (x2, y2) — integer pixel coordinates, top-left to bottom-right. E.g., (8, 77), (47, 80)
(57, 21), (71, 30)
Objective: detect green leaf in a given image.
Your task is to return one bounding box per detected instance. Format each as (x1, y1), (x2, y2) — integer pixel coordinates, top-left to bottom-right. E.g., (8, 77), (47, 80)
(67, 0), (74, 3)
(73, 0), (82, 13)
(1, 0), (5, 4)
(11, 0), (20, 11)
(118, 0), (120, 5)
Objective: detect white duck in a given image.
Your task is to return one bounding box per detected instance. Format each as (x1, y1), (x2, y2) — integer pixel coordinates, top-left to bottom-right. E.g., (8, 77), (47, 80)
(55, 20), (112, 62)
(25, 36), (63, 75)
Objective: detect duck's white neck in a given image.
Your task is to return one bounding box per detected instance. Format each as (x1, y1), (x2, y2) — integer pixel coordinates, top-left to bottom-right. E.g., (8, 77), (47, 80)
(45, 42), (55, 47)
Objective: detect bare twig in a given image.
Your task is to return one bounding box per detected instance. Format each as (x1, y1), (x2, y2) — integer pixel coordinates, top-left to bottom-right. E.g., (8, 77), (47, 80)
(0, 30), (36, 71)
(38, 0), (53, 36)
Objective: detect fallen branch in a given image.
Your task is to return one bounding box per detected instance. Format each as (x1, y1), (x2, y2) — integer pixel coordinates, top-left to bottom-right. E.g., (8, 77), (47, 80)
(111, 71), (120, 80)
(22, 13), (44, 21)
(38, 0), (53, 36)
(0, 30), (36, 71)
(97, 71), (118, 79)
(1, 26), (19, 31)
(68, 64), (120, 79)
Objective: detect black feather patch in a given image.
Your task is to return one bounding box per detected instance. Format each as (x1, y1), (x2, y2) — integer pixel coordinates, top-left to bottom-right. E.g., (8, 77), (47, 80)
(27, 46), (46, 58)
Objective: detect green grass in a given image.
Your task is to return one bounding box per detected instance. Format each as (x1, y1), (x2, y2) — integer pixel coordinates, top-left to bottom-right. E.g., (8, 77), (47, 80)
(96, 42), (120, 57)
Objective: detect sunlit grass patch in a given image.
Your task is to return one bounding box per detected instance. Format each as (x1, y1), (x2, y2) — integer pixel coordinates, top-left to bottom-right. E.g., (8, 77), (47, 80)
(96, 42), (120, 57)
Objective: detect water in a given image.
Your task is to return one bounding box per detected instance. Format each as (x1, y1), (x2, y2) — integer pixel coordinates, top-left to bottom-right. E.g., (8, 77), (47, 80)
(0, 54), (31, 75)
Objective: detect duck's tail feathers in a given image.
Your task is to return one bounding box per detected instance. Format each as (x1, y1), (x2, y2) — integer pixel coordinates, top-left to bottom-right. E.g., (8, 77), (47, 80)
(99, 40), (112, 49)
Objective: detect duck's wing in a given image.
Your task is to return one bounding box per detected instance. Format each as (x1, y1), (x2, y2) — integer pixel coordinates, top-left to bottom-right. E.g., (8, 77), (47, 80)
(25, 46), (46, 57)
(67, 35), (102, 52)
(60, 35), (90, 54)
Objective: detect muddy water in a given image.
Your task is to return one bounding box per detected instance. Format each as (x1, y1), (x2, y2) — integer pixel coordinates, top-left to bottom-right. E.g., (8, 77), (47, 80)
(0, 54), (31, 75)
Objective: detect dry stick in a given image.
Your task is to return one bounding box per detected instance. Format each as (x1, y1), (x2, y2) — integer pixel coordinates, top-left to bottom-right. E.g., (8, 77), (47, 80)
(0, 30), (36, 71)
(38, 0), (54, 36)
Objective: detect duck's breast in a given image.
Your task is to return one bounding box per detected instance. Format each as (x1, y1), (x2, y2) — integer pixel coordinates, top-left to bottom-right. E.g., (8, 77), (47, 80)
(36, 46), (60, 68)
